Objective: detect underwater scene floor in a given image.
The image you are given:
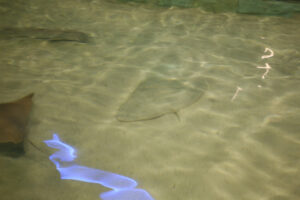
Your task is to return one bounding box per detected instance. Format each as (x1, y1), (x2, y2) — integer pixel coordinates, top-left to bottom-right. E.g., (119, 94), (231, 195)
(0, 0), (299, 200)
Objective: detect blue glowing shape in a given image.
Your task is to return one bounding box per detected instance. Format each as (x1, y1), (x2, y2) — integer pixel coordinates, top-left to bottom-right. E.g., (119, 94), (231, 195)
(44, 134), (154, 200)
(101, 188), (154, 200)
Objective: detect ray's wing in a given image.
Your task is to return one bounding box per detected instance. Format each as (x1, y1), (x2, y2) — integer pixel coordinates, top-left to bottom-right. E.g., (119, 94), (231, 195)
(0, 93), (34, 156)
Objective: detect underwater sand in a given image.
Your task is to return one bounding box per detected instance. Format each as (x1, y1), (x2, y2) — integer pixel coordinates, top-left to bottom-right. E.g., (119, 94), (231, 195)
(0, 0), (299, 200)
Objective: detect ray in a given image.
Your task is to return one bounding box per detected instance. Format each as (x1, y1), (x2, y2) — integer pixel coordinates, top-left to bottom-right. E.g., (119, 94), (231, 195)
(116, 76), (207, 122)
(0, 27), (91, 43)
(0, 93), (34, 156)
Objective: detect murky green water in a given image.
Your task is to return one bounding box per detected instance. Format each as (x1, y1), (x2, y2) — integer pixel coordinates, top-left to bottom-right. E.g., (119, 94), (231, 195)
(0, 0), (299, 200)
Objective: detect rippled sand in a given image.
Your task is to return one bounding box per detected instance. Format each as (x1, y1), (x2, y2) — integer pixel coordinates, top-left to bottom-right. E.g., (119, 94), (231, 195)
(0, 1), (299, 200)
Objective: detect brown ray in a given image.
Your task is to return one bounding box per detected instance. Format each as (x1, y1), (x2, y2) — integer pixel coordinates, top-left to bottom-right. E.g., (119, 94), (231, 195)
(0, 93), (34, 156)
(0, 27), (91, 43)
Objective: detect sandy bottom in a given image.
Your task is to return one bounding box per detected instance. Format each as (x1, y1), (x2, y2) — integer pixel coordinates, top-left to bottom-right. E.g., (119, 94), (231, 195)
(0, 1), (299, 200)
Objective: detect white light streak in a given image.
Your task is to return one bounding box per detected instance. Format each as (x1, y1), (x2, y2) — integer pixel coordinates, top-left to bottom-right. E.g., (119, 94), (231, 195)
(231, 86), (243, 101)
(261, 48), (274, 59)
(257, 63), (272, 79)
